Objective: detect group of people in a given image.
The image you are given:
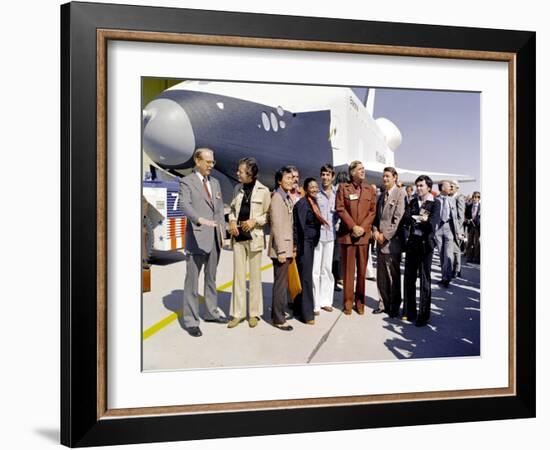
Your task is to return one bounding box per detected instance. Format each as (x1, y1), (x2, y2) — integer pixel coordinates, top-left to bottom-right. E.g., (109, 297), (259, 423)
(177, 147), (481, 337)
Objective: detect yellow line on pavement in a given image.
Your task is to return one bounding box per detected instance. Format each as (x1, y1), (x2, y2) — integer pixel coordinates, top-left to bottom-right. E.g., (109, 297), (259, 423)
(142, 263), (273, 341)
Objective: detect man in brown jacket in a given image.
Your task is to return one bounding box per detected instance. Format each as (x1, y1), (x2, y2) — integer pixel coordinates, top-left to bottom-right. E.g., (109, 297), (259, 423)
(335, 160), (377, 315)
(268, 166), (296, 331)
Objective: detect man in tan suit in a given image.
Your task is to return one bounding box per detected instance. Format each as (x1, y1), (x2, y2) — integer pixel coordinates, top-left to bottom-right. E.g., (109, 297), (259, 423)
(268, 166), (296, 331)
(335, 160), (377, 315)
(372, 167), (406, 317)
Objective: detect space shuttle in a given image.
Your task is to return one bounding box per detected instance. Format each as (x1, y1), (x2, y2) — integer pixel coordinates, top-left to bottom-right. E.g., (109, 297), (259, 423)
(142, 80), (473, 198)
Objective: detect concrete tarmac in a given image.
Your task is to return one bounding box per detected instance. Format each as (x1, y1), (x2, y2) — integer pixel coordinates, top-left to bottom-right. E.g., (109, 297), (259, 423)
(142, 243), (480, 371)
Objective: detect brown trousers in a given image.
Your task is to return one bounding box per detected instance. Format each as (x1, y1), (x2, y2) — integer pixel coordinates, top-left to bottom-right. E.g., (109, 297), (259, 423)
(376, 251), (402, 316)
(271, 257), (291, 325)
(341, 244), (368, 311)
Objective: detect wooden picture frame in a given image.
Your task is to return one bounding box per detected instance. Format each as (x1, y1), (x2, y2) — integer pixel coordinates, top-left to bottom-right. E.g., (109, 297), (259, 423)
(61, 1), (535, 446)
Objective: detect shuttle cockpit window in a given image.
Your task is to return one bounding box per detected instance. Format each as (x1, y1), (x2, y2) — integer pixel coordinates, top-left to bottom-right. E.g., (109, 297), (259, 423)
(261, 112), (270, 131)
(270, 112), (279, 132)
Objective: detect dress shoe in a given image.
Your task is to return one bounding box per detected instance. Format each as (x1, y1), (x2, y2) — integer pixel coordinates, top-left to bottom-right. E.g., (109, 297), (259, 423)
(372, 308), (384, 314)
(343, 309), (352, 315)
(366, 276), (376, 281)
(415, 318), (428, 327)
(306, 320), (315, 325)
(204, 316), (229, 324)
(187, 327), (203, 337)
(227, 317), (245, 328)
(275, 323), (293, 331)
(248, 317), (259, 328)
(321, 306), (333, 312)
(314, 310), (320, 316)
(356, 307), (365, 315)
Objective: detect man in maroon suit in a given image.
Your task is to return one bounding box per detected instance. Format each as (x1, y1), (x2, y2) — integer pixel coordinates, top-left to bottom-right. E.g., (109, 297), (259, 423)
(335, 160), (377, 315)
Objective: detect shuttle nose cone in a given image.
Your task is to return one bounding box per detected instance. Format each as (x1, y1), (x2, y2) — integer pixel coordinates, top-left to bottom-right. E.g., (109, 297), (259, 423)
(375, 117), (402, 151)
(142, 98), (196, 167)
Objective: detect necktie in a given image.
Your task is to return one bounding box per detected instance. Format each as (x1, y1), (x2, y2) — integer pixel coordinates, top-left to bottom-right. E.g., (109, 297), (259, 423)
(441, 196), (450, 222)
(384, 190), (389, 205)
(203, 176), (212, 200)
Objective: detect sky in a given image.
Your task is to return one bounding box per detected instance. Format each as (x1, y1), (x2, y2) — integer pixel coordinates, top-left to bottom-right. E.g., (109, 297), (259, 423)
(352, 87), (481, 195)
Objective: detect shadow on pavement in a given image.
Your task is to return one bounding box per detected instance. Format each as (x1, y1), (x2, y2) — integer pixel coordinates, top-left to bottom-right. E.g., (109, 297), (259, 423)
(161, 289), (232, 329)
(381, 257), (480, 360)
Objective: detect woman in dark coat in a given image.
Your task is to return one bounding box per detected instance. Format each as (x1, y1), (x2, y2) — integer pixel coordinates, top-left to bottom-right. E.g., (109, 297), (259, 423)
(293, 178), (328, 324)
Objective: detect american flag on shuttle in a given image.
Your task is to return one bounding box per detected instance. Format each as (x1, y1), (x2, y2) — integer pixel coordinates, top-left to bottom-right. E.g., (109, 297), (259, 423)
(166, 216), (187, 250)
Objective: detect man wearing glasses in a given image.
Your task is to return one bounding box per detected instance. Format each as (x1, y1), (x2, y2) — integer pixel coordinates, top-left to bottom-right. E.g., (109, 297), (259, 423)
(179, 148), (228, 337)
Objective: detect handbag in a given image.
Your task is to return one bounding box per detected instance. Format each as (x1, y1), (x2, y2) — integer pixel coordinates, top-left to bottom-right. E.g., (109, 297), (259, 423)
(287, 258), (302, 300)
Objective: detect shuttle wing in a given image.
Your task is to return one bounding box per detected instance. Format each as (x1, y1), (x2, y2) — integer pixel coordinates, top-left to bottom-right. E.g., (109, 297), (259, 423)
(396, 168), (475, 185)
(363, 161), (475, 185)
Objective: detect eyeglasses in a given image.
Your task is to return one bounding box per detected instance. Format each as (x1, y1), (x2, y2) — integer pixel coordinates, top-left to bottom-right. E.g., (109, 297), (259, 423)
(200, 159), (216, 166)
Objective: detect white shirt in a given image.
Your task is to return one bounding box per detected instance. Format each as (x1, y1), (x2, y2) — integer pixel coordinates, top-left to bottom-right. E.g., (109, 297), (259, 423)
(418, 192), (434, 208)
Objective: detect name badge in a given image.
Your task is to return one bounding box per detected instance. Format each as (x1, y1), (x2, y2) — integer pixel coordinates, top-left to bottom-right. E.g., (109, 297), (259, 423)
(349, 194), (359, 201)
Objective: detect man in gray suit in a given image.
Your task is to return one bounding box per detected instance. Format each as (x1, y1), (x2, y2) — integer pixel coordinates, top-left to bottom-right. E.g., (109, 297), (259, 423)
(372, 167), (406, 317)
(450, 180), (466, 277)
(435, 180), (460, 288)
(179, 148), (228, 337)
